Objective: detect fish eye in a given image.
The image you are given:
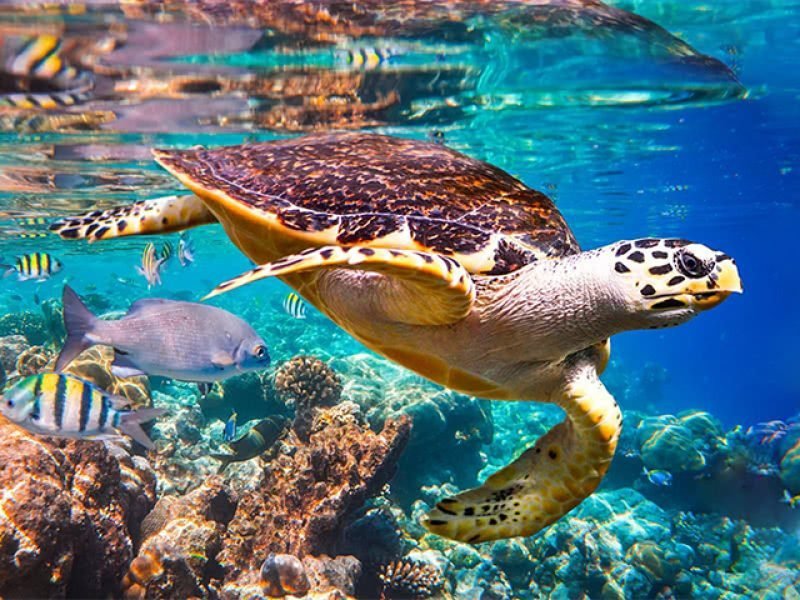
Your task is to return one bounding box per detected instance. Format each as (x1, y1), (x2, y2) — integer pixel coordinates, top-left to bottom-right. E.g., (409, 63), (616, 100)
(676, 250), (710, 278)
(254, 345), (267, 358)
(6, 399), (13, 408)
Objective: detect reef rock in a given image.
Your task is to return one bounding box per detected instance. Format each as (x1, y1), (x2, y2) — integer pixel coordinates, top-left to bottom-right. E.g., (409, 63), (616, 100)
(62, 345), (151, 409)
(0, 419), (156, 598)
(636, 411), (723, 473)
(0, 311), (48, 346)
(0, 334), (29, 373)
(122, 477), (236, 599)
(218, 402), (410, 589)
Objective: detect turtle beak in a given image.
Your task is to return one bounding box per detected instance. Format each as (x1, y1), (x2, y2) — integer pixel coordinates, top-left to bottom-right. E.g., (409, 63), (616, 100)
(690, 259), (742, 310)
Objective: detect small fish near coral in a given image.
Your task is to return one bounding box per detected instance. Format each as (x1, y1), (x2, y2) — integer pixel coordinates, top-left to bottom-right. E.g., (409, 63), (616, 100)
(211, 416), (288, 473)
(56, 285), (270, 383)
(0, 372), (164, 448)
(137, 242), (165, 287)
(643, 467), (673, 487)
(283, 292), (307, 319)
(223, 410), (237, 442)
(2, 252), (62, 281)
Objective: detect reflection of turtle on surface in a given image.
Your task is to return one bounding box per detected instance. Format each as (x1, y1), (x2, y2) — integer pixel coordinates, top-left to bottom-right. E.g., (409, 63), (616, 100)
(52, 132), (742, 543)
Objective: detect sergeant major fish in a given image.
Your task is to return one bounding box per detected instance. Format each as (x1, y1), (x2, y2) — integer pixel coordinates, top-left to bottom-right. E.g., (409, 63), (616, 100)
(1, 372), (165, 448)
(137, 242), (165, 287)
(2, 252), (62, 281)
(55, 285), (270, 383)
(283, 292), (307, 319)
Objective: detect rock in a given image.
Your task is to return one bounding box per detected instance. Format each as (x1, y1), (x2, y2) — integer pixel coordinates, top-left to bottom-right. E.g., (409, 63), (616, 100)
(0, 335), (29, 373)
(15, 345), (53, 376)
(122, 477), (236, 599)
(62, 345), (151, 409)
(218, 402), (410, 588)
(259, 554), (310, 597)
(0, 311), (48, 346)
(636, 414), (707, 473)
(0, 420), (156, 597)
(303, 555), (361, 597)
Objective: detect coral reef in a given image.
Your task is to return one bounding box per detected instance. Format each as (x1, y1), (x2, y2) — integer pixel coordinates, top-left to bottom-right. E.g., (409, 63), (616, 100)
(274, 355), (343, 441)
(0, 334), (29, 374)
(335, 353), (493, 504)
(259, 554), (311, 597)
(63, 345), (151, 409)
(0, 419), (156, 597)
(376, 557), (444, 599)
(14, 344), (53, 376)
(0, 311), (48, 346)
(218, 402), (410, 588)
(122, 477), (236, 599)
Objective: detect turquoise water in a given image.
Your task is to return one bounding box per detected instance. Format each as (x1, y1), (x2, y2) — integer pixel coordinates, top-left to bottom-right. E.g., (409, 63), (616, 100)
(0, 1), (798, 598)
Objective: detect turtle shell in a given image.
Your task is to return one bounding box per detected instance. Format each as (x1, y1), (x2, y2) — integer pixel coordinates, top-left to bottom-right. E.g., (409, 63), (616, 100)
(154, 133), (579, 275)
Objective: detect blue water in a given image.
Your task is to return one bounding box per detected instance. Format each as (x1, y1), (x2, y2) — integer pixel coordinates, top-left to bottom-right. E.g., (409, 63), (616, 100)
(0, 1), (798, 596)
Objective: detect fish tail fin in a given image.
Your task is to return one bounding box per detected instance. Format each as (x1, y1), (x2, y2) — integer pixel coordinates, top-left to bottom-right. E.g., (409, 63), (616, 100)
(117, 407), (166, 450)
(56, 285), (98, 372)
(210, 453), (234, 474)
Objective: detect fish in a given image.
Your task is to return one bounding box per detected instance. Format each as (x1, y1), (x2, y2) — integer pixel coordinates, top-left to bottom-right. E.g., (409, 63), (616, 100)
(2, 252), (63, 281)
(178, 234), (195, 267)
(0, 372), (165, 449)
(283, 292), (307, 319)
(643, 467), (673, 486)
(159, 241), (174, 262)
(342, 46), (394, 69)
(223, 410), (237, 442)
(56, 285), (270, 383)
(211, 416), (287, 473)
(137, 242), (165, 287)
(781, 490), (800, 509)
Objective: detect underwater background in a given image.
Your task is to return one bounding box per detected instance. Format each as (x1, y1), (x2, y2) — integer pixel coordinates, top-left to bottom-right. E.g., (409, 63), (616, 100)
(0, 1), (797, 598)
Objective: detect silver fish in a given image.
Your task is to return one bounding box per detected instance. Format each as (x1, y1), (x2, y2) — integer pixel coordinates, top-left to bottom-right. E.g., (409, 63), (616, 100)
(56, 285), (270, 383)
(1, 372), (164, 449)
(178, 234), (195, 267)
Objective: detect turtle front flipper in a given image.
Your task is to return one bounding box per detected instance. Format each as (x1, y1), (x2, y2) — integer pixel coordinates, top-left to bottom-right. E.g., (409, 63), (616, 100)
(50, 194), (216, 241)
(205, 245), (476, 325)
(424, 350), (621, 543)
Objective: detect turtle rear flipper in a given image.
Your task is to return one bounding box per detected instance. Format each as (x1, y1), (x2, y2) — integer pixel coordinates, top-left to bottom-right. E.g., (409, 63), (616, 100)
(50, 194), (216, 241)
(204, 245), (475, 326)
(424, 350), (621, 543)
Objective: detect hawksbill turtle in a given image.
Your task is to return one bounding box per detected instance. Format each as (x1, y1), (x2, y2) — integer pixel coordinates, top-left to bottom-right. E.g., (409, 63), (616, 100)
(51, 132), (742, 543)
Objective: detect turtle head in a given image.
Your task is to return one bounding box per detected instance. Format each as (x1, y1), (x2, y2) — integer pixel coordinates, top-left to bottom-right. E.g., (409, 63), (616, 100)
(609, 238), (742, 329)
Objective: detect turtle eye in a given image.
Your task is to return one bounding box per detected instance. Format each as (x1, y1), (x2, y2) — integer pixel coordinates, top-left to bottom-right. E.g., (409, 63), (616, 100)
(676, 250), (710, 278)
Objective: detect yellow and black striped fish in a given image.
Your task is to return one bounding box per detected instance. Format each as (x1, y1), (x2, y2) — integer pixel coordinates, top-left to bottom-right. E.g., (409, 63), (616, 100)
(282, 292), (307, 319)
(137, 242), (164, 287)
(4, 251), (62, 281)
(0, 34), (94, 110)
(343, 47), (394, 69)
(1, 372), (164, 448)
(159, 241), (174, 262)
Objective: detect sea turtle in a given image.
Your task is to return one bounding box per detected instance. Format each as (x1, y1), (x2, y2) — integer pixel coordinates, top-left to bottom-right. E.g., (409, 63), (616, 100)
(51, 132), (742, 543)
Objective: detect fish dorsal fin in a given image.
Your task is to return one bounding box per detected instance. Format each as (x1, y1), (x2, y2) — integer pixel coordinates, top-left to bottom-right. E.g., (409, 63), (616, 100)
(126, 297), (178, 316)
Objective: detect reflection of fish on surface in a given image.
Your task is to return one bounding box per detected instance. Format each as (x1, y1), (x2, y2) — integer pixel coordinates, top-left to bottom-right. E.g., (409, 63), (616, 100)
(211, 416), (288, 473)
(56, 285), (271, 383)
(0, 372), (165, 449)
(0, 33), (95, 110)
(2, 252), (62, 281)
